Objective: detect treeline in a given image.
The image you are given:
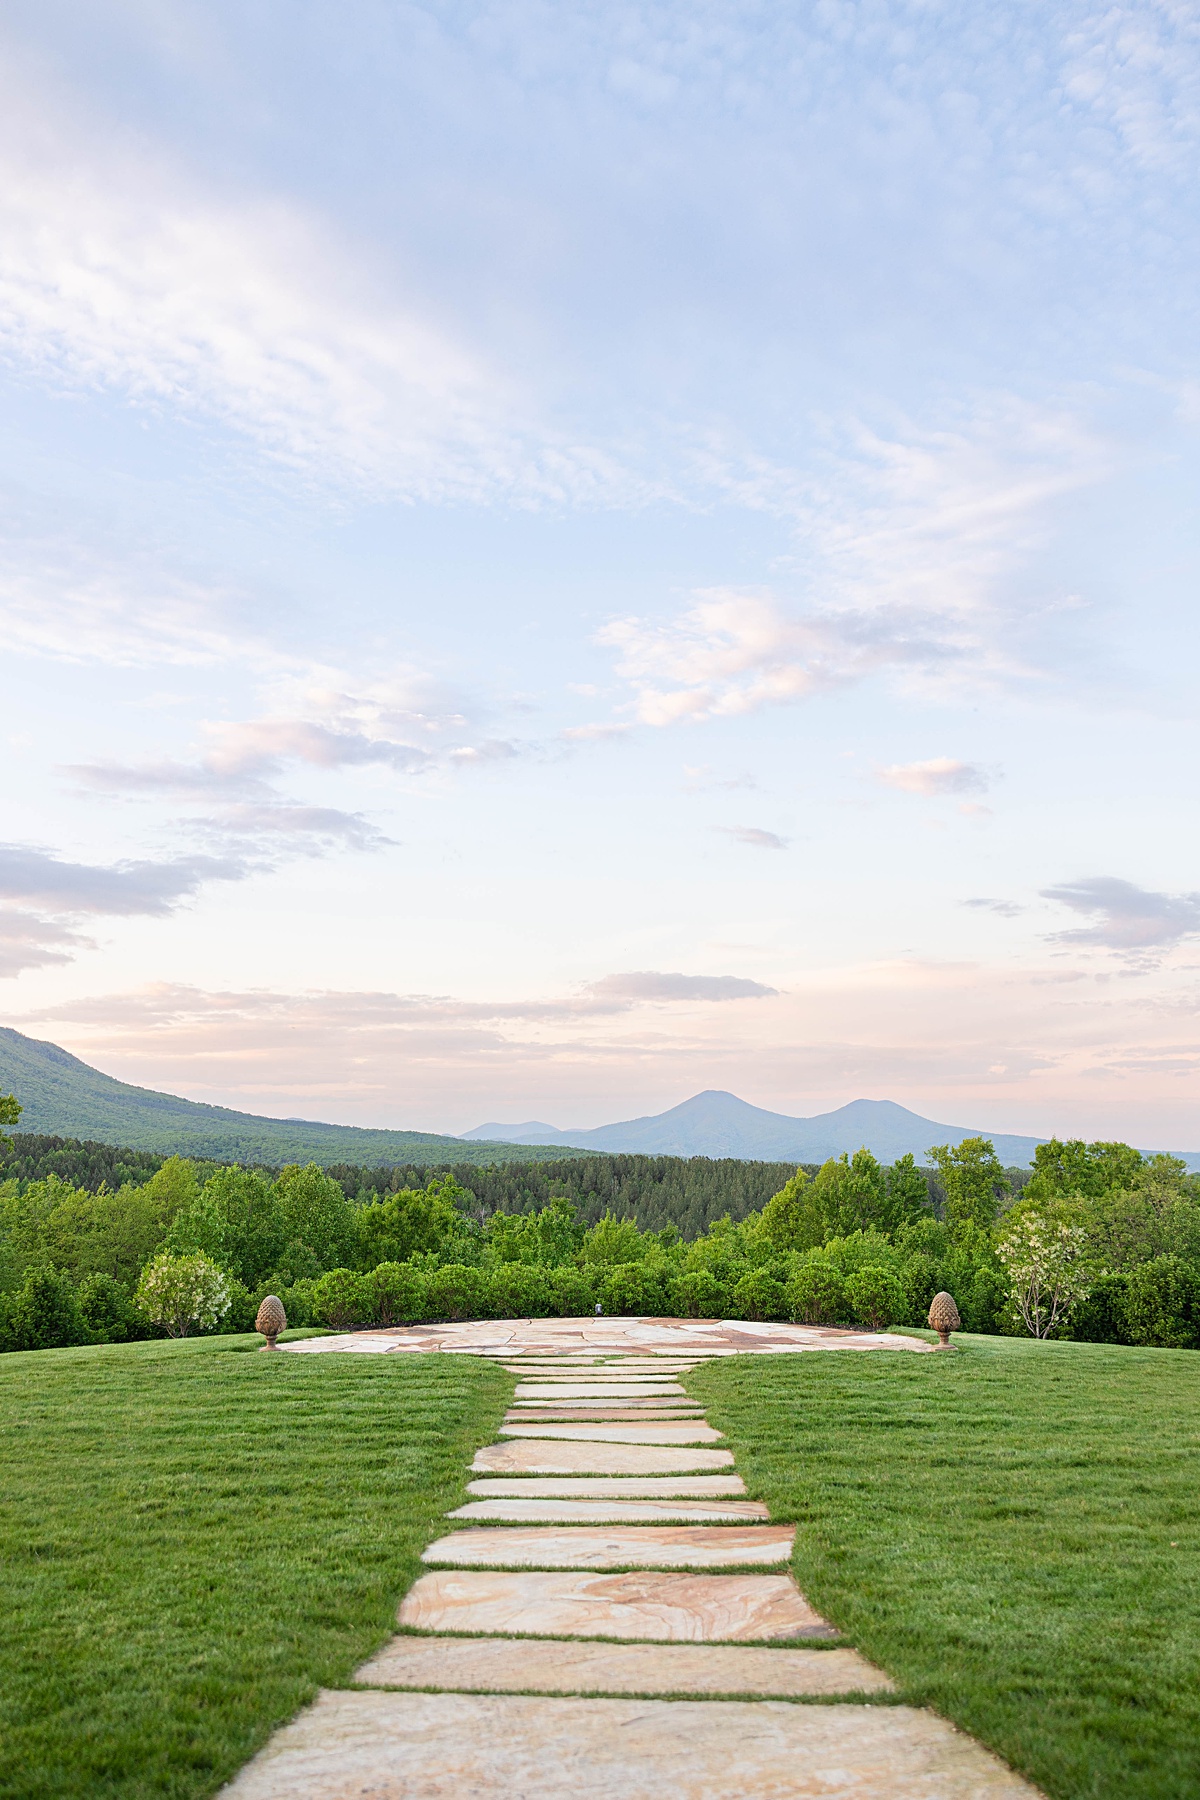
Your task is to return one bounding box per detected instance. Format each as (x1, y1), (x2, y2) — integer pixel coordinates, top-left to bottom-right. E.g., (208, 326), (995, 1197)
(4, 1127), (1198, 1356)
(0, 1134), (202, 1192)
(327, 1154), (809, 1234)
(0, 1135), (813, 1233)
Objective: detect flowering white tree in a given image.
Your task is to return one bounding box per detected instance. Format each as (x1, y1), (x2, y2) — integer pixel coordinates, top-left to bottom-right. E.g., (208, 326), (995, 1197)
(997, 1212), (1091, 1339)
(136, 1251), (231, 1338)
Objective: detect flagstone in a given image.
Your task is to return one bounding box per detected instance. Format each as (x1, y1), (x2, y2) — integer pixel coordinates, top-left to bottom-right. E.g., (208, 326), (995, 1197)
(354, 1635), (894, 1697)
(422, 1524), (794, 1568)
(218, 1691), (1039, 1799)
(466, 1475), (749, 1497)
(448, 1497), (770, 1523)
(512, 1382), (687, 1397)
(505, 1395), (703, 1408)
(503, 1409), (706, 1424)
(397, 1570), (833, 1640)
(503, 1358), (703, 1368)
(473, 1441), (735, 1475)
(498, 1421), (724, 1445)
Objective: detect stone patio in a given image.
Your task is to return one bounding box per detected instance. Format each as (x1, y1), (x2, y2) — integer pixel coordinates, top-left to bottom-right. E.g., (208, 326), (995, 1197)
(221, 1317), (1039, 1799)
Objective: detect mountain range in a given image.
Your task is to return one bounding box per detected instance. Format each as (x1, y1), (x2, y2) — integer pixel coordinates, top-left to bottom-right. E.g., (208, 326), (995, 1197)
(3, 1026), (1195, 1172)
(462, 1089), (1052, 1165)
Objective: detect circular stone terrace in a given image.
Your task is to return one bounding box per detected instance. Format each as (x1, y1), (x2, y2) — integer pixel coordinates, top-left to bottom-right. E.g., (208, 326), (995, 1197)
(280, 1316), (938, 1356)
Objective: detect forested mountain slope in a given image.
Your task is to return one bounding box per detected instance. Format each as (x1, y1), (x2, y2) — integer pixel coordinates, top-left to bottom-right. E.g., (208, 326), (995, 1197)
(0, 1029), (577, 1168)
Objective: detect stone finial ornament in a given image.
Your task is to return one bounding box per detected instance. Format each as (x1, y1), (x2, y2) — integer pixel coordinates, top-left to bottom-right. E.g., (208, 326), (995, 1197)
(928, 1291), (960, 1348)
(256, 1294), (287, 1350)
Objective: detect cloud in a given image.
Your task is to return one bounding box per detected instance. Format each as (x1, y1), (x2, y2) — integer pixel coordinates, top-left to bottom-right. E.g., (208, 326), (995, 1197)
(1042, 877), (1200, 954)
(717, 826), (789, 850)
(878, 758), (989, 797)
(586, 972), (778, 1002)
(195, 806), (395, 853)
(596, 590), (934, 726)
(0, 844), (243, 917)
(597, 400), (1109, 728)
(0, 910), (94, 978)
(964, 897), (1025, 919)
(0, 843), (247, 978)
(0, 64), (614, 507)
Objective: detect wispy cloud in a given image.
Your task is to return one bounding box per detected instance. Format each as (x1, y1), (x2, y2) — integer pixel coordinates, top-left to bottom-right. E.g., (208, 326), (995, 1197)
(597, 590), (931, 726)
(598, 399), (1109, 727)
(878, 758), (989, 797)
(965, 897), (1025, 919)
(0, 844), (246, 978)
(0, 844), (243, 917)
(0, 910), (93, 978)
(717, 826), (789, 850)
(1042, 877), (1200, 956)
(586, 971), (778, 1002)
(1043, 871), (1200, 957)
(0, 66), (603, 506)
(194, 806), (395, 853)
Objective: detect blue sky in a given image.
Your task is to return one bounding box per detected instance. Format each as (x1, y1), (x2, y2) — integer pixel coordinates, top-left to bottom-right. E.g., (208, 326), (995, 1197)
(3, 0), (1200, 1143)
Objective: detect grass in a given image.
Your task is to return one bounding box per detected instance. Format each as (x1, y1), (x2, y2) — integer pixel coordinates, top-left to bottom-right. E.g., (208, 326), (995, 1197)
(687, 1334), (1200, 1800)
(0, 1332), (510, 1800)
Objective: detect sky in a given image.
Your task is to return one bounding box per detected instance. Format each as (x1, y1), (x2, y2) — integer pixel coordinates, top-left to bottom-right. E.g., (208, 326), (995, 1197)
(3, 0), (1200, 1145)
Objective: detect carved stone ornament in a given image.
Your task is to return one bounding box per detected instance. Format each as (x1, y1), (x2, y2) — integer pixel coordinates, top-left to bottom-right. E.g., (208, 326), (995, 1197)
(256, 1294), (287, 1350)
(927, 1290), (961, 1348)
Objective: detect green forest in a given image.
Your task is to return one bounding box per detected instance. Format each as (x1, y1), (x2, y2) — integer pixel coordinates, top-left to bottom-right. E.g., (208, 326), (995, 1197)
(2, 1098), (1197, 1352)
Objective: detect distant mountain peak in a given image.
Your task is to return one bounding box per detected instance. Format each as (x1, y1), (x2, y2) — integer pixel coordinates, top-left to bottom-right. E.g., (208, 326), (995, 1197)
(462, 1087), (1051, 1165)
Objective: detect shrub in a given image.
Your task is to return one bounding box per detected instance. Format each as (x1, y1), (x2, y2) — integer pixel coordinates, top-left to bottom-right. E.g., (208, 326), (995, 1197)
(310, 1267), (371, 1330)
(600, 1261), (667, 1317)
(731, 1267), (786, 1321)
(486, 1262), (551, 1319)
(668, 1269), (727, 1319)
(547, 1265), (597, 1317)
(279, 1277), (318, 1327)
(369, 1261), (428, 1326)
(1068, 1273), (1130, 1344)
(6, 1265), (86, 1351)
(425, 1263), (487, 1322)
(135, 1251), (231, 1338)
(785, 1258), (847, 1325)
(1120, 1256), (1199, 1349)
(845, 1263), (907, 1330)
(958, 1263), (1008, 1333)
(77, 1272), (137, 1343)
(223, 1279), (258, 1334)
(900, 1253), (939, 1324)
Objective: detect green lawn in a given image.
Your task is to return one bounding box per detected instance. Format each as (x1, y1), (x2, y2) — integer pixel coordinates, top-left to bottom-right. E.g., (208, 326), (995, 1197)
(0, 1334), (510, 1800)
(688, 1334), (1200, 1800)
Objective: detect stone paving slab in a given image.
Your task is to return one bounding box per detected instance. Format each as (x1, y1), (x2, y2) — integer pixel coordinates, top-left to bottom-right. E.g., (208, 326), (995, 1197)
(449, 1497), (770, 1523)
(219, 1691), (1041, 1800)
(513, 1382), (686, 1397)
(504, 1409), (706, 1423)
(507, 1394), (703, 1406)
(498, 1421), (724, 1444)
(398, 1570), (833, 1640)
(422, 1525), (795, 1568)
(467, 1475), (749, 1497)
(353, 1635), (894, 1697)
(474, 1441), (735, 1475)
(509, 1358), (700, 1367)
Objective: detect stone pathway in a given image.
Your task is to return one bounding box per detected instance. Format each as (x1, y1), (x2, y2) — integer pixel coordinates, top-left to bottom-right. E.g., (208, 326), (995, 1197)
(224, 1318), (1042, 1798)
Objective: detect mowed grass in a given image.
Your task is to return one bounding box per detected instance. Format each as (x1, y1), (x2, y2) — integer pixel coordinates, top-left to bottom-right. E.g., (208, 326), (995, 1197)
(688, 1334), (1200, 1800)
(0, 1334), (510, 1800)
